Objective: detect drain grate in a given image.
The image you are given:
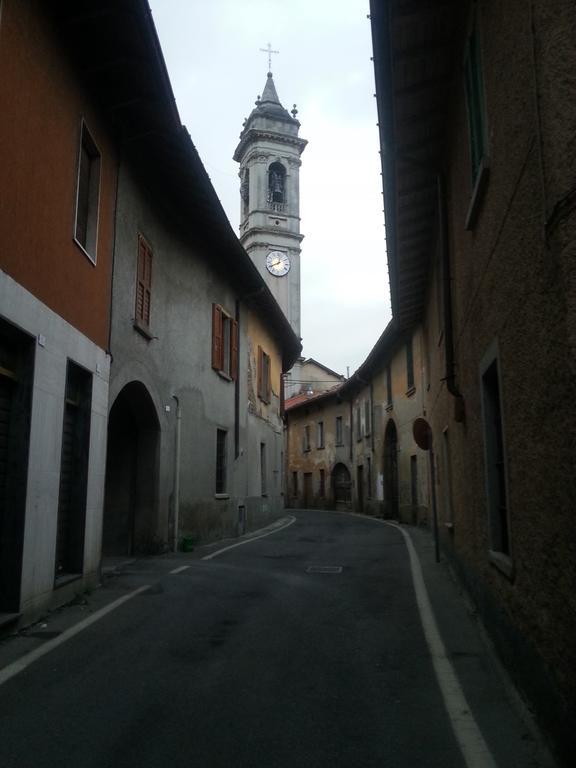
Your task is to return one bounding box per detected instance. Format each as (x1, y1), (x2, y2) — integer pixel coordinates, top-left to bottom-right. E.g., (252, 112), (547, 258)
(306, 565), (343, 574)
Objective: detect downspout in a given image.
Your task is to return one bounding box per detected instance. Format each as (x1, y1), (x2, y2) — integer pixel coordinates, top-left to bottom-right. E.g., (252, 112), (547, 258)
(172, 395), (181, 552)
(438, 173), (466, 422)
(234, 299), (240, 459)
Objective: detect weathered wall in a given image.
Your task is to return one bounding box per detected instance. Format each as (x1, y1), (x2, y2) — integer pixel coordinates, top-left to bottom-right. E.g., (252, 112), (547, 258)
(286, 395), (352, 509)
(108, 164), (288, 550)
(422, 0), (576, 757)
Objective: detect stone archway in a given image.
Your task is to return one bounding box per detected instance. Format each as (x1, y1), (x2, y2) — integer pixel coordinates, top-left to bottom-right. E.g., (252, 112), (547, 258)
(384, 420), (399, 519)
(332, 463), (352, 510)
(103, 381), (160, 556)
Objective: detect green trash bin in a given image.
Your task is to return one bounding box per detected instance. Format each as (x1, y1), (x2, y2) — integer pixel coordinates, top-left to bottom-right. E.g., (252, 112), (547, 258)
(181, 535), (194, 552)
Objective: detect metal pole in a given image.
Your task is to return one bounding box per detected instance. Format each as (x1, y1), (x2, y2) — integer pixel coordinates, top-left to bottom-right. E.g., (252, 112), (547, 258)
(429, 441), (440, 563)
(172, 395), (181, 553)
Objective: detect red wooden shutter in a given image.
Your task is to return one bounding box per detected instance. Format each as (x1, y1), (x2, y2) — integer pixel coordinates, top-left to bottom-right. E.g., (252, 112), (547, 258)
(230, 319), (238, 380)
(257, 346), (263, 399)
(136, 236), (152, 327)
(212, 304), (223, 371)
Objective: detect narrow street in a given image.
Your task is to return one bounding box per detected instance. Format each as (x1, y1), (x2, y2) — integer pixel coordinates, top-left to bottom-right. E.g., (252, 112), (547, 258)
(0, 511), (554, 768)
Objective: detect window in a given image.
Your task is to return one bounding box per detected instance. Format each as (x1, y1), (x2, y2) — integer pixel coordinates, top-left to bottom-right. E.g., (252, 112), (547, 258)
(74, 122), (101, 262)
(303, 425), (311, 452)
(257, 346), (271, 402)
(317, 421), (324, 449)
(386, 365), (393, 407)
(355, 405), (362, 440)
(260, 442), (267, 496)
(364, 400), (371, 436)
(480, 352), (511, 564)
(464, 21), (488, 185)
(241, 168), (250, 219)
(335, 415), (343, 445)
(215, 429), (227, 494)
(406, 337), (415, 391)
(212, 304), (238, 380)
(319, 469), (325, 498)
(135, 235), (152, 330)
(366, 457), (372, 499)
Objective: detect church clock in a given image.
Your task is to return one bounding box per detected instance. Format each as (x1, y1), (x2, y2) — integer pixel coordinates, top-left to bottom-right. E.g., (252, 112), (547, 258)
(266, 250), (290, 276)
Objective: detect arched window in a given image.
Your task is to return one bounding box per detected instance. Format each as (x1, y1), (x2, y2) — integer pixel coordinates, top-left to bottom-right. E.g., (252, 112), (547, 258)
(268, 162), (286, 207)
(241, 168), (250, 219)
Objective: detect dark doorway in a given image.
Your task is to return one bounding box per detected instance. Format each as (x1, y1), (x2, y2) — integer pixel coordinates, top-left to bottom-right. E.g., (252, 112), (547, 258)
(384, 420), (399, 519)
(357, 465), (364, 514)
(303, 472), (313, 508)
(0, 319), (34, 613)
(103, 382), (160, 556)
(332, 463), (352, 510)
(55, 362), (92, 581)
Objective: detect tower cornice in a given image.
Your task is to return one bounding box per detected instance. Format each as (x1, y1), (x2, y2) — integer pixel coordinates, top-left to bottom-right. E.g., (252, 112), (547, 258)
(240, 229), (305, 246)
(233, 128), (307, 162)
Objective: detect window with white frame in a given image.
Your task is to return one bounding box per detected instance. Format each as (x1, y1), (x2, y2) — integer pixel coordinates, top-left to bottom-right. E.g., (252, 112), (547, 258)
(74, 122), (101, 262)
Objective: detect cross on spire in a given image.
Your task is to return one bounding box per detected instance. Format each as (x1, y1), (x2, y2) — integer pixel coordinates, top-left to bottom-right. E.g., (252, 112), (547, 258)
(260, 42), (279, 72)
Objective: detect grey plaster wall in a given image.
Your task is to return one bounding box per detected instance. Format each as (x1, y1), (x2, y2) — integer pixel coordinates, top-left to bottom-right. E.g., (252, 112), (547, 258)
(0, 270), (110, 619)
(108, 165), (287, 550)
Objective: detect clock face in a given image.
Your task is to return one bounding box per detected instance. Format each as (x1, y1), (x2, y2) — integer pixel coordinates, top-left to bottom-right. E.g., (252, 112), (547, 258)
(266, 250), (291, 277)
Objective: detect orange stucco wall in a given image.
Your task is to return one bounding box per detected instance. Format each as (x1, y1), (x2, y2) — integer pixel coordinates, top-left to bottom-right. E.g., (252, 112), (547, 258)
(0, 0), (116, 349)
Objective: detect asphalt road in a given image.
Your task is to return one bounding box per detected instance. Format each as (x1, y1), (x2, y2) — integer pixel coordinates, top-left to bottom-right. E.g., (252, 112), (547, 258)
(0, 510), (556, 768)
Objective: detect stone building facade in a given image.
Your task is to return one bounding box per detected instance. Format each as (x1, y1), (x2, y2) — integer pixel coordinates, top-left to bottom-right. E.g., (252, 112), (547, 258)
(370, 1), (576, 762)
(286, 323), (429, 524)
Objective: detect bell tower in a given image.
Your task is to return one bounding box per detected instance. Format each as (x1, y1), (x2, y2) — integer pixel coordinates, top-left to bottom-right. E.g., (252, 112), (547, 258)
(233, 68), (307, 338)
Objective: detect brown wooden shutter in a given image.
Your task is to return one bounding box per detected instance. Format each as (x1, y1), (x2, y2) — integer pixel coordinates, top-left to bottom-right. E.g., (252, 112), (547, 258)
(257, 346), (263, 399)
(265, 354), (271, 403)
(212, 304), (223, 371)
(136, 236), (152, 327)
(230, 319), (238, 380)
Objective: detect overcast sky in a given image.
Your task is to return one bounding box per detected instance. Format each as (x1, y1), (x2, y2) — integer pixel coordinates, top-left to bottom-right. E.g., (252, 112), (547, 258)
(148, 0), (391, 375)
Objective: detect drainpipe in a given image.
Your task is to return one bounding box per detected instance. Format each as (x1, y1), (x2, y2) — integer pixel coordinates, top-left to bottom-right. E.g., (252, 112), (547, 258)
(438, 173), (465, 422)
(172, 395), (181, 552)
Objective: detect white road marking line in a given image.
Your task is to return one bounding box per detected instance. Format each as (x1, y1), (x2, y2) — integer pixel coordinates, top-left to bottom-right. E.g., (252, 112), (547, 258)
(202, 515), (297, 560)
(345, 511), (498, 768)
(0, 585), (150, 688)
(169, 565), (191, 575)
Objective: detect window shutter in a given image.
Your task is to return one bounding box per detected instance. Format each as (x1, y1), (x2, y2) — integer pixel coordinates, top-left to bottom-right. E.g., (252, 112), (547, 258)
(257, 346), (263, 399)
(212, 304), (223, 371)
(230, 319), (238, 380)
(266, 355), (271, 403)
(136, 236), (152, 327)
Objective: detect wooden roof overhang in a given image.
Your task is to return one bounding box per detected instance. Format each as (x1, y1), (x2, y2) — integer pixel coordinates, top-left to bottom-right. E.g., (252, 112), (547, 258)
(43, 0), (302, 370)
(369, 0), (462, 329)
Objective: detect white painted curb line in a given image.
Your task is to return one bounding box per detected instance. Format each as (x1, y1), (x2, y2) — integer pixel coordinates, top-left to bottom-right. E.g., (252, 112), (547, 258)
(0, 585), (150, 688)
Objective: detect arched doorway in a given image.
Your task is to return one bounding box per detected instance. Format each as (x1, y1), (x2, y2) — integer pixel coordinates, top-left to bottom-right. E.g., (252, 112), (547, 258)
(384, 420), (399, 519)
(332, 463), (352, 510)
(103, 382), (160, 556)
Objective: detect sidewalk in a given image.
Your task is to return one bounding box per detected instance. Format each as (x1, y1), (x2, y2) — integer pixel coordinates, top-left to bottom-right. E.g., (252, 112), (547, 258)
(406, 522), (558, 768)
